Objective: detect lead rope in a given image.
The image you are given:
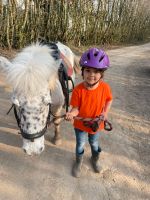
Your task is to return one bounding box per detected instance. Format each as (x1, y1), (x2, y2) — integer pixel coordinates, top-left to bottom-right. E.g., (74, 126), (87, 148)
(46, 102), (66, 126)
(74, 115), (112, 132)
(47, 113), (112, 132)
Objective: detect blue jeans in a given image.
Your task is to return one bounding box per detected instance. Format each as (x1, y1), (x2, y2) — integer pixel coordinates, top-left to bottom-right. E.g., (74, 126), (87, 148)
(74, 128), (101, 156)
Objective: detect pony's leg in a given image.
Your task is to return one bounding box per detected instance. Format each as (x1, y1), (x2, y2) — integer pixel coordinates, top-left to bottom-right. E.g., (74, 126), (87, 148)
(51, 105), (63, 145)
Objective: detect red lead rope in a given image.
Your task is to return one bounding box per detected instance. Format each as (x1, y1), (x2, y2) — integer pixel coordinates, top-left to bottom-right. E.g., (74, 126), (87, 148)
(47, 112), (112, 132)
(74, 115), (113, 132)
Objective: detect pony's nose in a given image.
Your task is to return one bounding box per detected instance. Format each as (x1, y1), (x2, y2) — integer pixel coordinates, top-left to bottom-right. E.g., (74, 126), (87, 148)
(23, 148), (32, 156)
(40, 147), (44, 153)
(23, 148), (27, 153)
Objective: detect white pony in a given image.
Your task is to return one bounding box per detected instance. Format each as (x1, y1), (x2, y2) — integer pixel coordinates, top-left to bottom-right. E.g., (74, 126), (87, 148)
(0, 42), (78, 155)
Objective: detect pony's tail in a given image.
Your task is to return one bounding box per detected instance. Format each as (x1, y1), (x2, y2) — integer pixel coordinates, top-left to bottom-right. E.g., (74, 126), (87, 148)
(73, 55), (80, 74)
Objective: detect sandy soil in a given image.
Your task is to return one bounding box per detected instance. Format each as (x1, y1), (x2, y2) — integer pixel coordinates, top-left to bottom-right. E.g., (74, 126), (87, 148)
(0, 43), (150, 200)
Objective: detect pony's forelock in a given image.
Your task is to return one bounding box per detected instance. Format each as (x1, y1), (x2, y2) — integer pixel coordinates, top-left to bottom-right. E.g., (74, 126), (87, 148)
(7, 43), (60, 96)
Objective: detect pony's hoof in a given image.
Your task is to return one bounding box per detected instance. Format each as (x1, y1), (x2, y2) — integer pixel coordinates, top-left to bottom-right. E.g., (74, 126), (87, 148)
(53, 138), (62, 146)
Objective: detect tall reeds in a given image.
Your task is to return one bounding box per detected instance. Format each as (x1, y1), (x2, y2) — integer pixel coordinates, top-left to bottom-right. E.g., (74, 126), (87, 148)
(0, 0), (149, 48)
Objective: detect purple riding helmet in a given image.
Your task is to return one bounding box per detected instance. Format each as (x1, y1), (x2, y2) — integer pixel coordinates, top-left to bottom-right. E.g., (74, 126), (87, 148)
(79, 48), (110, 70)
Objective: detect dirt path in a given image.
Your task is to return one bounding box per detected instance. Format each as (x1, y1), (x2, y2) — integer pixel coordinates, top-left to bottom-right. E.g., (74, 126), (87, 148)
(0, 43), (150, 200)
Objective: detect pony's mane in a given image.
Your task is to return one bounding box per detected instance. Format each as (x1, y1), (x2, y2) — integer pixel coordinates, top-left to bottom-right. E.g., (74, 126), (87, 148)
(7, 43), (60, 96)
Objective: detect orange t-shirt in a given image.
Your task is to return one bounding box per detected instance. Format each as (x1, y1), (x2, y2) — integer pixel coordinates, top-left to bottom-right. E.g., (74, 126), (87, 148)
(70, 81), (113, 134)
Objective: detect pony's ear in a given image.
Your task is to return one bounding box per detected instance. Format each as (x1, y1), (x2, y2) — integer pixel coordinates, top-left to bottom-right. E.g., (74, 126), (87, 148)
(0, 56), (12, 72)
(11, 95), (20, 107)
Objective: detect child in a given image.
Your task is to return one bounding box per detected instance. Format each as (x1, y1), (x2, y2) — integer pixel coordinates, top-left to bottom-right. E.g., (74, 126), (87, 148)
(65, 48), (113, 178)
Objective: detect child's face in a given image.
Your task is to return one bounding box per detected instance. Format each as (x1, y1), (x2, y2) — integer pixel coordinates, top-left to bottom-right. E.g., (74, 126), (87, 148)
(83, 67), (102, 85)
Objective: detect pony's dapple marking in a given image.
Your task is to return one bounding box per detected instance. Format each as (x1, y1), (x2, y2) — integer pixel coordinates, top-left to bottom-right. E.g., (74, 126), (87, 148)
(0, 42), (79, 155)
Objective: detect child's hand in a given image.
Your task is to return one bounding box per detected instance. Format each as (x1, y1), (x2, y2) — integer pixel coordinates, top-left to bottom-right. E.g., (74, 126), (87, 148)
(101, 112), (107, 121)
(65, 107), (79, 122)
(65, 112), (74, 121)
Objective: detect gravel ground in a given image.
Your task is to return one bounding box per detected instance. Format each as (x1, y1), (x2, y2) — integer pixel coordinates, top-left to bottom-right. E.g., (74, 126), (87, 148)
(0, 43), (150, 200)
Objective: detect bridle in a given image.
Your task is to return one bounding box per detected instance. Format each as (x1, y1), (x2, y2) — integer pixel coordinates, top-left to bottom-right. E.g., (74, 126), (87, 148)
(7, 102), (66, 142)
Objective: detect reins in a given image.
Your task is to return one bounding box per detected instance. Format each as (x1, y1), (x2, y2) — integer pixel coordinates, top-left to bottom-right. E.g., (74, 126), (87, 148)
(7, 104), (20, 127)
(58, 54), (74, 112)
